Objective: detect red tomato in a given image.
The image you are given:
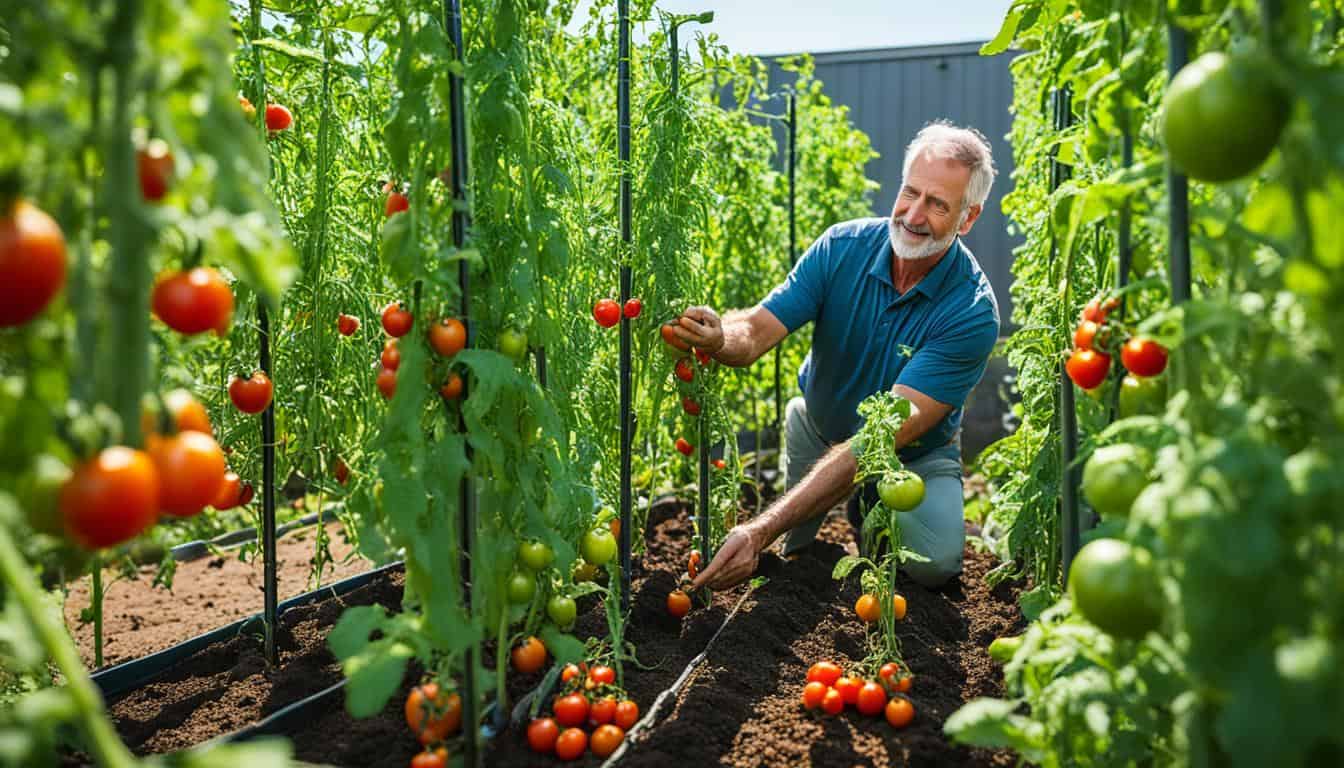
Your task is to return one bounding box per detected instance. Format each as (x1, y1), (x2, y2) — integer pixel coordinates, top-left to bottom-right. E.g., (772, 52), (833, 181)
(623, 298), (642, 319)
(588, 665), (616, 687)
(554, 728), (587, 761)
(511, 636), (547, 674)
(885, 696), (915, 728)
(878, 662), (901, 686)
(1073, 320), (1099, 350)
(821, 688), (844, 715)
(527, 717), (559, 753)
(409, 747), (447, 768)
(149, 431), (227, 518)
(405, 683), (462, 745)
(265, 103), (293, 132)
(681, 397), (701, 416)
(429, 318), (466, 357)
(835, 676), (861, 706)
(674, 357), (694, 382)
(613, 699), (639, 730)
(381, 339), (401, 370)
(151, 267), (234, 336)
(439, 372), (464, 401)
(688, 550), (701, 579)
(1065, 348), (1111, 391)
(589, 696), (617, 726)
(59, 447), (160, 549)
(377, 367), (397, 400)
(337, 313), (360, 336)
(211, 471), (242, 510)
(1081, 298), (1107, 323)
(856, 681), (887, 716)
(137, 139), (174, 202)
(237, 482), (255, 507)
(675, 437), (693, 456)
(334, 457), (350, 486)
(386, 191), (410, 217)
(801, 681), (827, 710)
(806, 661), (843, 687)
(694, 348), (711, 366)
(229, 371), (274, 414)
(660, 322), (690, 351)
(590, 724), (624, 758)
(553, 693), (589, 728)
(593, 298), (621, 328)
(381, 302), (413, 337)
(0, 200), (67, 328)
(161, 389), (211, 435)
(667, 589), (691, 618)
(1120, 336), (1168, 377)
(560, 664), (582, 684)
(712, 459), (726, 470)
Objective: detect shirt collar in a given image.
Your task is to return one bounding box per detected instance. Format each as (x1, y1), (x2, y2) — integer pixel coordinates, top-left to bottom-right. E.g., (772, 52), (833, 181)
(869, 230), (964, 300)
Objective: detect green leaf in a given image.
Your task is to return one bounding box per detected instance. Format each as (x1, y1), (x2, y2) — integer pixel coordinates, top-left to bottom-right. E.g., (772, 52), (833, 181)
(343, 640), (414, 719)
(379, 212), (418, 284)
(980, 4), (1031, 56)
(944, 697), (1046, 758)
(540, 626), (586, 665)
(831, 555), (867, 580)
(253, 37), (324, 63)
(170, 738), (294, 767)
(328, 605), (388, 661)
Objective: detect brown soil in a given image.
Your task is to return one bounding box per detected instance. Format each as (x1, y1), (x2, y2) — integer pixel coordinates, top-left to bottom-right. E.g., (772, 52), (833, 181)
(627, 512), (1025, 767)
(65, 521), (368, 668)
(105, 567), (404, 755)
(284, 499), (749, 768)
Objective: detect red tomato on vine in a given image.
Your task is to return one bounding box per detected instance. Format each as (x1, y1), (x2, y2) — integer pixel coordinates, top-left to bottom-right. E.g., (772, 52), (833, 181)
(151, 267), (234, 336)
(377, 367), (397, 400)
(382, 302), (413, 337)
(385, 191), (409, 217)
(59, 447), (160, 549)
(337, 313), (360, 336)
(429, 318), (466, 357)
(674, 358), (694, 383)
(1120, 336), (1168, 377)
(381, 339), (401, 370)
(675, 437), (693, 456)
(593, 298), (620, 328)
(0, 200), (67, 328)
(1065, 348), (1110, 390)
(137, 139), (175, 202)
(265, 103), (293, 132)
(682, 397), (701, 416)
(149, 430), (227, 518)
(623, 298), (642, 319)
(228, 371), (273, 414)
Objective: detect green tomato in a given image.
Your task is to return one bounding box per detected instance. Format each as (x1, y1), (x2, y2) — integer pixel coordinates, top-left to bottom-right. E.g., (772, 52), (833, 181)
(498, 327), (528, 362)
(1068, 538), (1163, 640)
(1081, 444), (1153, 520)
(19, 453), (71, 536)
(581, 527), (617, 567)
(518, 540), (554, 572)
(987, 635), (1022, 663)
(1118, 374), (1166, 418)
(546, 595), (577, 628)
(876, 471), (924, 512)
(1162, 52), (1290, 182)
(507, 571), (536, 604)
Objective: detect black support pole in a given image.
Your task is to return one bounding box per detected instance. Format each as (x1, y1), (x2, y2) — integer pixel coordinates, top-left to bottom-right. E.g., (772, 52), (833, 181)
(258, 304), (278, 666)
(1167, 23), (1191, 304)
(617, 0), (633, 614)
(1052, 86), (1082, 581)
(446, 1), (479, 765)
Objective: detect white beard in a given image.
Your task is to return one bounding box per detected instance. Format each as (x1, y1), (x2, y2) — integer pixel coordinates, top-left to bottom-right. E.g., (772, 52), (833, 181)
(888, 215), (961, 261)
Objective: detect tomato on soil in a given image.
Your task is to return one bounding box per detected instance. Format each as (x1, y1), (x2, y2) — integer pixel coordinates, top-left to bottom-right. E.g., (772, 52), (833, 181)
(337, 313), (360, 336)
(660, 322), (690, 351)
(675, 437), (693, 456)
(405, 683), (462, 745)
(439, 372), (463, 401)
(511, 636), (547, 674)
(613, 699), (638, 730)
(553, 693), (589, 728)
(429, 317), (467, 357)
(802, 681), (827, 710)
(265, 103), (293, 132)
(589, 696), (617, 726)
(623, 298), (642, 319)
(152, 267), (234, 336)
(150, 431), (227, 517)
(885, 696), (915, 728)
(0, 200), (67, 328)
(527, 717), (559, 753)
(60, 447), (160, 549)
(377, 367), (397, 400)
(381, 339), (401, 370)
(137, 139), (175, 202)
(1163, 52), (1291, 182)
(1069, 538), (1163, 639)
(385, 191), (410, 217)
(590, 724), (624, 758)
(667, 589), (691, 618)
(835, 676), (861, 706)
(211, 471), (242, 510)
(674, 357), (694, 383)
(381, 302), (413, 337)
(1066, 348), (1111, 390)
(821, 688), (844, 715)
(229, 371), (273, 414)
(806, 661), (843, 687)
(593, 298), (621, 328)
(1120, 336), (1168, 377)
(554, 728), (587, 762)
(409, 747), (447, 768)
(582, 526), (617, 566)
(856, 681), (887, 716)
(877, 471), (924, 511)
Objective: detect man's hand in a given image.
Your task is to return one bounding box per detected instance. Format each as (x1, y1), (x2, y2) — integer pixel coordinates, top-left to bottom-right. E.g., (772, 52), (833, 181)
(673, 306), (724, 354)
(689, 524), (766, 591)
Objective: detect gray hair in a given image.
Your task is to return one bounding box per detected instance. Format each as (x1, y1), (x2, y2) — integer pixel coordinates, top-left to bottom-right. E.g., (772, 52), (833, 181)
(902, 120), (996, 211)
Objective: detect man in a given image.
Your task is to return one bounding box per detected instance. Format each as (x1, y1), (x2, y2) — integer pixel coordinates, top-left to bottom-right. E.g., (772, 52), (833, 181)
(676, 121), (1000, 591)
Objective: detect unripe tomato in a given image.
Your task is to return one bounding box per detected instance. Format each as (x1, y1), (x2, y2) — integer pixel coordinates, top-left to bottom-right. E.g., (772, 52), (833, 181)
(1065, 348), (1111, 391)
(821, 688), (844, 715)
(381, 339), (401, 370)
(527, 717), (559, 753)
(381, 302), (413, 337)
(590, 724), (624, 758)
(377, 367), (397, 400)
(877, 471), (924, 511)
(0, 200), (67, 328)
(675, 437), (693, 456)
(511, 636), (547, 673)
(554, 727), (587, 761)
(149, 430), (227, 518)
(518, 540), (554, 571)
(211, 471), (242, 510)
(228, 371), (274, 414)
(137, 139), (175, 202)
(1120, 336), (1168, 377)
(60, 447), (161, 549)
(1068, 538), (1163, 639)
(151, 267), (234, 336)
(1163, 52), (1290, 182)
(508, 571), (537, 604)
(337, 313), (360, 336)
(623, 298), (642, 319)
(547, 595), (577, 627)
(885, 696), (915, 728)
(265, 103), (293, 132)
(498, 327), (528, 362)
(439, 372), (464, 401)
(613, 699), (639, 730)
(593, 298), (620, 328)
(1118, 374), (1165, 417)
(553, 693), (589, 728)
(674, 357), (694, 383)
(405, 683), (462, 745)
(581, 527), (617, 566)
(666, 589), (691, 618)
(856, 681), (887, 716)
(386, 191), (410, 217)
(429, 318), (466, 357)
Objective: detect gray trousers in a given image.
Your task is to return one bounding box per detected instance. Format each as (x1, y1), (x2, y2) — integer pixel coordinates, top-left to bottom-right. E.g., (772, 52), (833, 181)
(779, 397), (965, 587)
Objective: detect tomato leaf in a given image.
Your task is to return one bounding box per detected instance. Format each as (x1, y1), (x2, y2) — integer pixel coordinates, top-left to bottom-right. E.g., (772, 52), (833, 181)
(342, 639), (414, 718)
(943, 697), (1047, 758)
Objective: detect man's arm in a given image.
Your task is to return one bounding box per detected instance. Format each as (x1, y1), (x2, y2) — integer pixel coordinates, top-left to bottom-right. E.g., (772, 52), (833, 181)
(690, 386), (953, 591)
(671, 305), (788, 368)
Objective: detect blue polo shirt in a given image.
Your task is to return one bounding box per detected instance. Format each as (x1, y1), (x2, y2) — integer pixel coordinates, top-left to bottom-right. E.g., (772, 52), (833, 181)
(761, 218), (999, 462)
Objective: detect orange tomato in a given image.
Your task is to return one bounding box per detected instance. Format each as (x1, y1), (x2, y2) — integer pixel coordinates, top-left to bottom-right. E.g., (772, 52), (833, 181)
(511, 636), (547, 674)
(801, 681), (827, 710)
(211, 471), (242, 510)
(554, 728), (587, 761)
(149, 431), (226, 518)
(590, 724), (624, 758)
(666, 590), (691, 618)
(613, 699), (639, 730)
(59, 447), (160, 549)
(428, 318), (466, 357)
(885, 696), (915, 728)
(405, 683), (462, 746)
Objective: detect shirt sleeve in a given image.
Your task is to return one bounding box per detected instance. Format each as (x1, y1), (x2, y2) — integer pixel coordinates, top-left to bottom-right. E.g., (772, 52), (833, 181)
(897, 312), (999, 408)
(759, 227), (834, 333)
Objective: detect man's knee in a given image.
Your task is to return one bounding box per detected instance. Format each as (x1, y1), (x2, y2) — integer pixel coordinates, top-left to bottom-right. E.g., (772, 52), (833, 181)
(902, 545), (963, 588)
(784, 396), (809, 437)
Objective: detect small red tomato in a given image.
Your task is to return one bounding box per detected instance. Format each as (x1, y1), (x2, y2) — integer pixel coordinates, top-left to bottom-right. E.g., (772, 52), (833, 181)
(856, 681), (887, 716)
(237, 482), (255, 506)
(386, 191), (410, 217)
(429, 317), (467, 357)
(334, 457), (350, 486)
(712, 458), (726, 470)
(553, 693), (589, 728)
(381, 301), (413, 337)
(409, 747), (448, 768)
(623, 298), (642, 319)
(211, 471), (242, 510)
(675, 437), (693, 456)
(681, 397), (701, 416)
(511, 636), (547, 673)
(439, 372), (464, 401)
(593, 298), (621, 328)
(377, 367), (397, 400)
(688, 550), (701, 580)
(590, 724), (624, 759)
(667, 589), (691, 618)
(589, 696), (617, 726)
(801, 681), (827, 710)
(137, 139), (174, 202)
(337, 313), (360, 336)
(151, 267), (234, 336)
(878, 662), (901, 686)
(1081, 297), (1107, 323)
(835, 676), (862, 706)
(660, 322), (690, 351)
(554, 728), (587, 762)
(381, 339), (401, 370)
(228, 371), (274, 414)
(613, 699), (639, 730)
(821, 688), (844, 715)
(1120, 336), (1168, 377)
(694, 347), (711, 366)
(265, 103), (293, 132)
(560, 664), (582, 684)
(886, 696), (915, 728)
(806, 661), (843, 687)
(527, 717), (559, 753)
(674, 357), (694, 383)
(588, 665), (616, 687)
(1065, 348), (1111, 391)
(1073, 320), (1098, 350)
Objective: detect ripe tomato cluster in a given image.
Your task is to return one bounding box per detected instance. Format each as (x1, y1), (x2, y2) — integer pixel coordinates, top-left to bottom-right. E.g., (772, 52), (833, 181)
(527, 661), (639, 761)
(1064, 295), (1169, 393)
(404, 681), (462, 768)
(854, 591), (907, 623)
(372, 303), (469, 402)
(800, 660), (916, 728)
(591, 297), (641, 328)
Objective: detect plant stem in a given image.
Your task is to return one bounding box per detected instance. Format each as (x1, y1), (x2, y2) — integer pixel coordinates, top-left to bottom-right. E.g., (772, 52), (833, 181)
(91, 555), (104, 668)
